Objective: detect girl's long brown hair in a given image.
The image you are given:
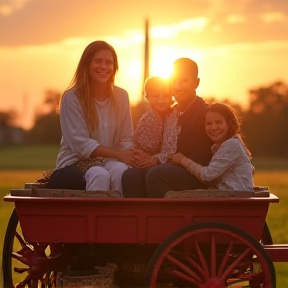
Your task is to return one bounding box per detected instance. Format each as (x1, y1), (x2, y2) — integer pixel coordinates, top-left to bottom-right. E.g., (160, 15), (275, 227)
(60, 40), (119, 133)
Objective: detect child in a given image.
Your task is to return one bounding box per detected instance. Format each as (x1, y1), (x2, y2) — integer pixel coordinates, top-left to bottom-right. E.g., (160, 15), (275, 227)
(171, 102), (254, 191)
(132, 76), (179, 169)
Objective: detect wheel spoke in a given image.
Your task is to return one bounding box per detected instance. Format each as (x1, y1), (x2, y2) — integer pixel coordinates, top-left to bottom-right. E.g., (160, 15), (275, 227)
(220, 248), (251, 281)
(12, 251), (30, 266)
(186, 255), (206, 279)
(210, 232), (216, 277)
(170, 269), (200, 284)
(14, 267), (30, 273)
(15, 274), (32, 288)
(166, 254), (203, 283)
(195, 239), (209, 279)
(15, 231), (27, 248)
(217, 241), (234, 276)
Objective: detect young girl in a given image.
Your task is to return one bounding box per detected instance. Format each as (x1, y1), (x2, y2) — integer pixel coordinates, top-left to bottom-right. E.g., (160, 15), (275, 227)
(45, 41), (135, 195)
(132, 76), (179, 169)
(122, 76), (179, 197)
(171, 102), (254, 191)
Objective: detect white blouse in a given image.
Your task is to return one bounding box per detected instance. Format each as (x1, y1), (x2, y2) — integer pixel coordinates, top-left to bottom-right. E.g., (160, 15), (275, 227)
(56, 87), (133, 169)
(181, 136), (254, 191)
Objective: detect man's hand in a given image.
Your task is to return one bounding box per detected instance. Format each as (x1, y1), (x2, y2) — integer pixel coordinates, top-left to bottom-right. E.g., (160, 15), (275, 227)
(170, 153), (185, 165)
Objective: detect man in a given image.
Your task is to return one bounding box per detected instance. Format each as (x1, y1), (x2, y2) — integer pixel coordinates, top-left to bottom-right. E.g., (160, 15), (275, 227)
(122, 58), (213, 197)
(145, 58), (213, 197)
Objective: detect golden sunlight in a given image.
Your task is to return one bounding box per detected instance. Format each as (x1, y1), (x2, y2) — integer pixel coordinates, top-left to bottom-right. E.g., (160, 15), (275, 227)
(150, 47), (175, 79)
(151, 58), (173, 79)
(126, 60), (142, 80)
(150, 46), (204, 79)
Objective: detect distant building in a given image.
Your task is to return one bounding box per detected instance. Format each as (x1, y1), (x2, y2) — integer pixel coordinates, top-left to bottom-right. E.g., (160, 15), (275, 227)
(0, 126), (24, 144)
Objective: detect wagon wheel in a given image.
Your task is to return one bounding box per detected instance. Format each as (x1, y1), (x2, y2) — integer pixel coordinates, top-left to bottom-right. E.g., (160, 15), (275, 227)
(2, 209), (61, 288)
(145, 221), (276, 288)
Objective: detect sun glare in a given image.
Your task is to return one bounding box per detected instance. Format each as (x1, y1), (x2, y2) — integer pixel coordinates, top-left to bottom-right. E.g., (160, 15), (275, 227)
(151, 59), (173, 79)
(150, 46), (204, 79)
(126, 60), (142, 80)
(150, 50), (174, 79)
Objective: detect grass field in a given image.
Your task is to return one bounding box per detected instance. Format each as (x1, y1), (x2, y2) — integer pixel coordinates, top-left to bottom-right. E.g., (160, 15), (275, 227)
(1, 145), (288, 286)
(0, 145), (59, 170)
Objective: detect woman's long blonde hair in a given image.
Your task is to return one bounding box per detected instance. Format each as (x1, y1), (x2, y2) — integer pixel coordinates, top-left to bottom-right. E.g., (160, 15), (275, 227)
(59, 40), (119, 133)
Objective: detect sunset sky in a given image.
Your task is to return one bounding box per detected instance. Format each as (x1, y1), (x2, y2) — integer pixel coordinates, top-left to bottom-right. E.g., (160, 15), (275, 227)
(1, 0), (288, 129)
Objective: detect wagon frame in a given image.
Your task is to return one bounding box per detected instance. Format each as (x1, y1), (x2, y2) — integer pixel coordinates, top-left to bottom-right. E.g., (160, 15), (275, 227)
(2, 184), (288, 288)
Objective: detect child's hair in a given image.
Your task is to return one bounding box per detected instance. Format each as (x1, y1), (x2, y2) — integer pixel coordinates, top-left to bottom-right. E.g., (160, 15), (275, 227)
(207, 103), (251, 157)
(143, 76), (169, 98)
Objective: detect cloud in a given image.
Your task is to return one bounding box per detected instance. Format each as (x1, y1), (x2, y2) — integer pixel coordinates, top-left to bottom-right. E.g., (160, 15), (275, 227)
(107, 17), (209, 49)
(151, 17), (208, 38)
(0, 16), (209, 52)
(206, 40), (288, 56)
(84, 17), (209, 49)
(211, 25), (222, 33)
(261, 12), (287, 22)
(0, 0), (32, 16)
(226, 14), (246, 24)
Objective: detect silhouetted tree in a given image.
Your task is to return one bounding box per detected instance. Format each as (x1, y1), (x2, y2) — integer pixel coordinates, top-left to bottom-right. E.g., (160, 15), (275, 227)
(0, 110), (18, 128)
(0, 110), (24, 144)
(242, 81), (288, 157)
(25, 89), (61, 144)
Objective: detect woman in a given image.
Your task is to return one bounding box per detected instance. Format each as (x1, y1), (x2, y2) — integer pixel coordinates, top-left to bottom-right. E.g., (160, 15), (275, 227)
(46, 41), (134, 195)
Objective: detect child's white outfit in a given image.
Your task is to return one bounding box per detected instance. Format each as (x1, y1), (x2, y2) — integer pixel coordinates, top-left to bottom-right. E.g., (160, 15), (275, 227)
(181, 136), (254, 191)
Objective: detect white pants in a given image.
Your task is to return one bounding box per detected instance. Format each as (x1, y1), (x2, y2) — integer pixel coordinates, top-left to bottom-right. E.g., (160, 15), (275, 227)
(84, 160), (129, 196)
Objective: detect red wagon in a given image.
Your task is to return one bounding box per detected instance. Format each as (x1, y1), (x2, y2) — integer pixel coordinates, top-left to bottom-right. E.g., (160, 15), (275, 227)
(2, 185), (288, 288)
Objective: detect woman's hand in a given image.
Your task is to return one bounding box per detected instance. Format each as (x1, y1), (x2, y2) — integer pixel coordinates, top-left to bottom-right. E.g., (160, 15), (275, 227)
(170, 153), (185, 165)
(117, 148), (136, 165)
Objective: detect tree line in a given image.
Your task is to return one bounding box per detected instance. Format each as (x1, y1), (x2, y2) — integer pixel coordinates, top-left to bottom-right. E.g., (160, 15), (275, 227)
(1, 81), (288, 158)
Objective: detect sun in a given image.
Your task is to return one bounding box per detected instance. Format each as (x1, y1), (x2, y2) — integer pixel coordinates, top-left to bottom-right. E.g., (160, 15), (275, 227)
(150, 45), (205, 79)
(150, 58), (173, 79)
(149, 46), (181, 79)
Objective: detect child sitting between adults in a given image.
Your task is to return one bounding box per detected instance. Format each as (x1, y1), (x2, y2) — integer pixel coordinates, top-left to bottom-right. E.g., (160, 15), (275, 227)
(171, 102), (254, 191)
(132, 76), (178, 170)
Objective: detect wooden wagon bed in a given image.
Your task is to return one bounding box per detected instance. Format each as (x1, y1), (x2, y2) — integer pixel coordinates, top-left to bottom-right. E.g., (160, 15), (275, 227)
(3, 185), (288, 288)
(4, 186), (277, 245)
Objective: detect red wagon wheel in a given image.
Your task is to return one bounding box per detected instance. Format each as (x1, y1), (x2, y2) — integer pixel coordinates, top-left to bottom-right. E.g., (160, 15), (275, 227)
(2, 209), (64, 288)
(145, 221), (276, 288)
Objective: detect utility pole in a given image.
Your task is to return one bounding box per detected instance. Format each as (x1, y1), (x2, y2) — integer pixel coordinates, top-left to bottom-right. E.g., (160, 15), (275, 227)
(142, 18), (150, 101)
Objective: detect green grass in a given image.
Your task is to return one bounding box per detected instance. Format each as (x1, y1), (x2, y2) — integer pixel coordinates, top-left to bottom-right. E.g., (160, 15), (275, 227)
(1, 145), (288, 286)
(253, 171), (288, 287)
(1, 145), (288, 171)
(0, 145), (59, 170)
(253, 158), (288, 170)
